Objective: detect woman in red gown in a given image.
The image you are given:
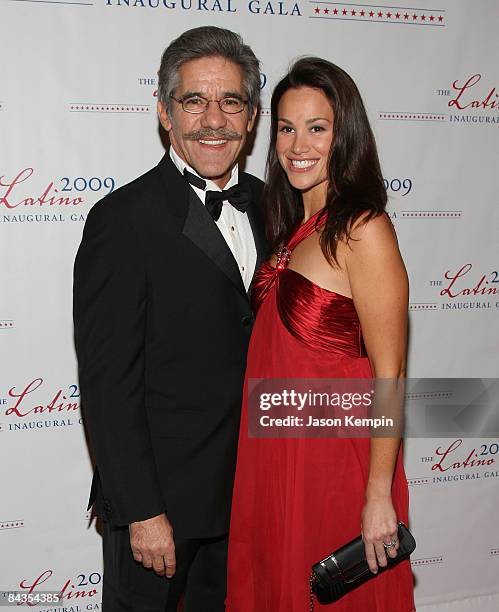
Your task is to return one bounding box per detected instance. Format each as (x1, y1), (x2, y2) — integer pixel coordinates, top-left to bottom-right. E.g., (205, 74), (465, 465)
(226, 58), (415, 611)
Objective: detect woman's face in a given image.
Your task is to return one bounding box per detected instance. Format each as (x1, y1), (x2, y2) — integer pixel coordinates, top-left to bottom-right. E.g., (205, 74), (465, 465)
(276, 86), (334, 197)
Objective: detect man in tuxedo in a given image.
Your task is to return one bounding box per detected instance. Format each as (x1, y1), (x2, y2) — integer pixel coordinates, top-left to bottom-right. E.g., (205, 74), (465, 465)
(73, 26), (266, 611)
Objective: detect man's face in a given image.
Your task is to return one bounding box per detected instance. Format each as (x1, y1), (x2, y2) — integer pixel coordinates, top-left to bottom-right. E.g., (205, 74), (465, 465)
(158, 56), (257, 188)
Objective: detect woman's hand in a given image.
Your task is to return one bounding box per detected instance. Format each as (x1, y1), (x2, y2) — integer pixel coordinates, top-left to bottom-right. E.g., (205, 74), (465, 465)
(361, 496), (399, 574)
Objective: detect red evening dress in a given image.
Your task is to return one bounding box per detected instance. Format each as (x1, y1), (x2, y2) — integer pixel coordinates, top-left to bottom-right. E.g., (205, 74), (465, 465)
(226, 210), (415, 611)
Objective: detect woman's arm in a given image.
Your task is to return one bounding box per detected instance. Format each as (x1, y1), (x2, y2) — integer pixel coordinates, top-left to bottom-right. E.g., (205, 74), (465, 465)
(345, 211), (409, 573)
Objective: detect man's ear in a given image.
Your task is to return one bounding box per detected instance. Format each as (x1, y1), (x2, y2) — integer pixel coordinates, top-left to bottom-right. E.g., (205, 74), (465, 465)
(247, 106), (258, 133)
(157, 100), (172, 132)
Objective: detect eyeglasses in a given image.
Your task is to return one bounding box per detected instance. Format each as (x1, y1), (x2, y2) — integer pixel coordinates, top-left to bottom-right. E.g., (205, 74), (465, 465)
(170, 94), (247, 115)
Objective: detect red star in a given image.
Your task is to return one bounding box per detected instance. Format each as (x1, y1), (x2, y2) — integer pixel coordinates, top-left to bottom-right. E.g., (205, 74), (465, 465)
(404, 13), (409, 19)
(386, 11), (392, 18)
(360, 9), (365, 16)
(429, 14), (434, 21)
(351, 9), (356, 15)
(369, 10), (374, 17)
(333, 8), (338, 14)
(421, 14), (426, 20)
(438, 15), (443, 22)
(395, 12), (400, 18)
(324, 7), (329, 13)
(314, 6), (320, 13)
(378, 11), (383, 17)
(342, 8), (347, 15)
(413, 13), (418, 20)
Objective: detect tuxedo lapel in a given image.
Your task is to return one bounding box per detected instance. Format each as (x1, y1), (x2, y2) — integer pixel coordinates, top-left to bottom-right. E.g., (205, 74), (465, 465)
(157, 153), (265, 299)
(240, 173), (267, 277)
(182, 187), (247, 298)
(246, 199), (266, 275)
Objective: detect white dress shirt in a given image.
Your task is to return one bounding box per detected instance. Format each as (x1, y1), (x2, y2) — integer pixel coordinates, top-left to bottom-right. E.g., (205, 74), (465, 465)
(169, 146), (257, 291)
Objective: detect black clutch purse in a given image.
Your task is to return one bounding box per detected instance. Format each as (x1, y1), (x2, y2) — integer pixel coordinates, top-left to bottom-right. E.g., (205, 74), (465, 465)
(310, 521), (416, 606)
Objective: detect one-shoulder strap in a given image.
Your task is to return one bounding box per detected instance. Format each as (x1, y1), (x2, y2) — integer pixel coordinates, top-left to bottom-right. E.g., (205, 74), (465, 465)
(251, 209), (327, 311)
(287, 209), (326, 252)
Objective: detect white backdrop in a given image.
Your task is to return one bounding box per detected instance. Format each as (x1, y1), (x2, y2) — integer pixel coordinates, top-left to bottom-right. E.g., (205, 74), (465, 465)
(1, 0), (499, 610)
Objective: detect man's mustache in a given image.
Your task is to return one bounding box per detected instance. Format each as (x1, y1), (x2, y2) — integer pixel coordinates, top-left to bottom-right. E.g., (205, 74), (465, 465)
(183, 128), (242, 141)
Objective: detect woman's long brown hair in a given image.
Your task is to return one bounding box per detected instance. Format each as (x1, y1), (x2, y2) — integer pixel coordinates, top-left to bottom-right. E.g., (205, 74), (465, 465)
(264, 57), (387, 264)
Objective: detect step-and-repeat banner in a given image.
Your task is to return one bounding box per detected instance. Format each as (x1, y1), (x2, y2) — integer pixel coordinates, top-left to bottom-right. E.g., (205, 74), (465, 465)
(1, 1), (498, 610)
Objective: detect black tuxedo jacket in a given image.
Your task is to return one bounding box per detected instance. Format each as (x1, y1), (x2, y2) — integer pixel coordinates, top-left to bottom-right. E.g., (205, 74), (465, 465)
(73, 154), (266, 538)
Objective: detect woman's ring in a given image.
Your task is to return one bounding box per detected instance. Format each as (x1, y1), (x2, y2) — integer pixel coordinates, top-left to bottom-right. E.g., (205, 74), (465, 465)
(383, 538), (397, 549)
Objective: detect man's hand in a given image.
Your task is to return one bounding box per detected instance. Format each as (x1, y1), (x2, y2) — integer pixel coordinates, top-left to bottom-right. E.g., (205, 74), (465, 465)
(129, 513), (176, 578)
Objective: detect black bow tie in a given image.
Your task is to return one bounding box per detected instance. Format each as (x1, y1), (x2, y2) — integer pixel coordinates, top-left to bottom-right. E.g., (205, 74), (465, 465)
(184, 168), (249, 221)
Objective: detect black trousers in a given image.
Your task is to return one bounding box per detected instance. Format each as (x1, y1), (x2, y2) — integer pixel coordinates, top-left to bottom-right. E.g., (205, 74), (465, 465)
(102, 521), (228, 612)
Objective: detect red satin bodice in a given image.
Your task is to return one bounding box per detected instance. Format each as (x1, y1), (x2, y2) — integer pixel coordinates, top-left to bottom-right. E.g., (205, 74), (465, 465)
(251, 211), (367, 358)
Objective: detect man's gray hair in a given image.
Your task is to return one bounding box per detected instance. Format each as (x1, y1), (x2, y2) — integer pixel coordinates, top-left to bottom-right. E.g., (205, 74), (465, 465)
(158, 26), (261, 116)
